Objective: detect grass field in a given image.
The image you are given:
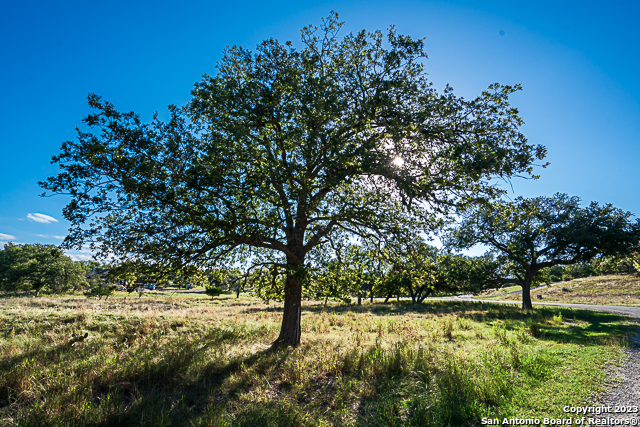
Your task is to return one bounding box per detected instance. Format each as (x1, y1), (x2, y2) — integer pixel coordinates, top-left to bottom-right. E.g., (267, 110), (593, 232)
(0, 292), (636, 426)
(481, 275), (640, 306)
(478, 285), (524, 298)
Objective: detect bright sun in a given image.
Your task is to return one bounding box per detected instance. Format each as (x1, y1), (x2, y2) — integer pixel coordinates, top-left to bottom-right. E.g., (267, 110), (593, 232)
(392, 157), (405, 167)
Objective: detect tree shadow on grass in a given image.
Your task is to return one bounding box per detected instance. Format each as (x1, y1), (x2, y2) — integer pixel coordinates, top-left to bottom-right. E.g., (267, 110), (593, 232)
(532, 311), (637, 346)
(3, 330), (300, 426)
(2, 334), (518, 427)
(86, 341), (463, 427)
(90, 343), (299, 427)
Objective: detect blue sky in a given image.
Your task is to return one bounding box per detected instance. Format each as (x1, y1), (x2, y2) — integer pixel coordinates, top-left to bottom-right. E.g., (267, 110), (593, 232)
(1, 0), (638, 260)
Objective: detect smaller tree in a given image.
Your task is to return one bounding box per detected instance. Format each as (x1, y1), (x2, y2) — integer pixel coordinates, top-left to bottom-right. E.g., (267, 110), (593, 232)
(382, 238), (499, 303)
(595, 252), (640, 275)
(305, 241), (383, 305)
(208, 269), (244, 297)
(81, 261), (110, 288)
(435, 253), (502, 295)
(447, 193), (640, 309)
(51, 260), (88, 294)
(336, 245), (380, 305)
(383, 239), (440, 304)
(307, 258), (348, 305)
(106, 261), (138, 290)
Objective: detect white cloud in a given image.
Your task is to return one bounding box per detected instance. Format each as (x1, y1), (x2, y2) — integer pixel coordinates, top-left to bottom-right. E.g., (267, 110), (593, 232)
(0, 233), (17, 240)
(35, 234), (66, 239)
(68, 252), (94, 262)
(27, 213), (59, 224)
(65, 245), (102, 262)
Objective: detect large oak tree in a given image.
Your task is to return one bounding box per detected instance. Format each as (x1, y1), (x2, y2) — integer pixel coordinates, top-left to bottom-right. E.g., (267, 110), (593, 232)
(41, 13), (546, 345)
(447, 193), (640, 309)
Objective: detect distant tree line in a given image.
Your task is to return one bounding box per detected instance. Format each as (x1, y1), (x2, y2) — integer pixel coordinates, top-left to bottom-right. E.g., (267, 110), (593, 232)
(0, 243), (88, 296)
(544, 254), (639, 282)
(1, 236), (638, 303)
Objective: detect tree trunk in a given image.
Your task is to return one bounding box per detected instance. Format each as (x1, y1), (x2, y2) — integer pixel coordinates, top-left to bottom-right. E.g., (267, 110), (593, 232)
(417, 292), (428, 304)
(273, 267), (303, 346)
(357, 295), (362, 305)
(408, 284), (416, 304)
(521, 274), (533, 310)
(236, 288), (240, 298)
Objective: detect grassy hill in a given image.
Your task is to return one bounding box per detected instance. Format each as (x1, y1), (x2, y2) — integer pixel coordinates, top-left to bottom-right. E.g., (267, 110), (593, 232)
(480, 274), (640, 306)
(0, 292), (636, 426)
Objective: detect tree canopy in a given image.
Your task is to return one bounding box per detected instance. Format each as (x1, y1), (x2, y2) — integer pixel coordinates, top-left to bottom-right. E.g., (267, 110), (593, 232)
(41, 12), (546, 345)
(446, 193), (640, 309)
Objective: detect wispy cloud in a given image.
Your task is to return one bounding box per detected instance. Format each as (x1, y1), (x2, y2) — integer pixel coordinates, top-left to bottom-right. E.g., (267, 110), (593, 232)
(27, 213), (59, 224)
(35, 234), (66, 240)
(65, 246), (98, 262)
(0, 233), (17, 240)
(68, 253), (94, 261)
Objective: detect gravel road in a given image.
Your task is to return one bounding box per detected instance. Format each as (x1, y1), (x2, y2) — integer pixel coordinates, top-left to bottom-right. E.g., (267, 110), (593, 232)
(592, 327), (640, 423)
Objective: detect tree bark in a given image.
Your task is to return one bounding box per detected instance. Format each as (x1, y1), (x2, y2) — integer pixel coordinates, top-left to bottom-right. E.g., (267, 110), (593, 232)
(521, 273), (534, 310)
(273, 265), (303, 346)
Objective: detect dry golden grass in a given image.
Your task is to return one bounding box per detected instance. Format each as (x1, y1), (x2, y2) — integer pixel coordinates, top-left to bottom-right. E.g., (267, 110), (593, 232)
(495, 275), (640, 306)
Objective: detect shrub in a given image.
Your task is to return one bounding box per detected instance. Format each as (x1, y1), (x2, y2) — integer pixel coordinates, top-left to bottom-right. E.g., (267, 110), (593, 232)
(83, 285), (115, 300)
(205, 285), (222, 300)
